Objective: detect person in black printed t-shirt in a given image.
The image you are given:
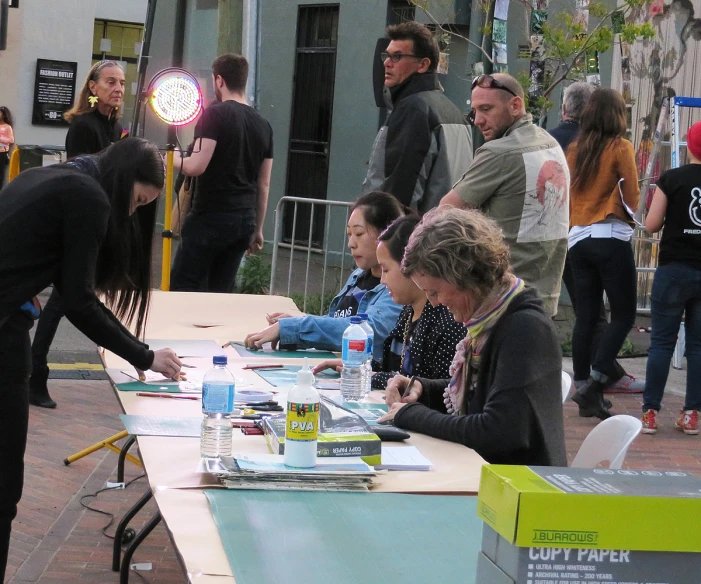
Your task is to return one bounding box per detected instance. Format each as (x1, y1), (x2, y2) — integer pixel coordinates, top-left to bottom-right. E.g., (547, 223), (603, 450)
(171, 54), (273, 292)
(641, 121), (701, 436)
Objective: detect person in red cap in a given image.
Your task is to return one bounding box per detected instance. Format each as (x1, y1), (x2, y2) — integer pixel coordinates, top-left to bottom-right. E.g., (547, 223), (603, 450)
(642, 120), (701, 436)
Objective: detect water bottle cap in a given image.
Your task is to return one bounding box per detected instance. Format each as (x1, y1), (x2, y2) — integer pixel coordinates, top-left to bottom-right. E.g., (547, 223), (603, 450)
(213, 355), (227, 365)
(358, 313), (369, 321)
(350, 316), (362, 324)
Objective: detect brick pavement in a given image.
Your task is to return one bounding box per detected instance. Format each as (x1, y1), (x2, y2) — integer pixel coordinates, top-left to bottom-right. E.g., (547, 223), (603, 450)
(6, 362), (700, 584)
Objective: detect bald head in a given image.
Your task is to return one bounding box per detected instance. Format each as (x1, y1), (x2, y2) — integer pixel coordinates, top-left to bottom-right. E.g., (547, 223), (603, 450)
(471, 73), (527, 141)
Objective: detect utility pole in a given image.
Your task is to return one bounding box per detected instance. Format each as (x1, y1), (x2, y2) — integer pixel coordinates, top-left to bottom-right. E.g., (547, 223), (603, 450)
(218, 0), (244, 55)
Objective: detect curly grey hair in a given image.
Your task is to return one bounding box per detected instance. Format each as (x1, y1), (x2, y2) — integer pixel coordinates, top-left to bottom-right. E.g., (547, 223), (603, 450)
(563, 81), (596, 121)
(401, 207), (511, 298)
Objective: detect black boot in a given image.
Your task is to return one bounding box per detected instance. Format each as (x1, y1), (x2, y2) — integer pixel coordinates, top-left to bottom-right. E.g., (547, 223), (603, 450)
(29, 365), (57, 409)
(571, 377), (611, 420)
(574, 380), (611, 414)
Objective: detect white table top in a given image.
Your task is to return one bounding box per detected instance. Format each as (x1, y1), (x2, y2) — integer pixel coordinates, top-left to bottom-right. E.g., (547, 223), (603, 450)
(103, 291), (485, 582)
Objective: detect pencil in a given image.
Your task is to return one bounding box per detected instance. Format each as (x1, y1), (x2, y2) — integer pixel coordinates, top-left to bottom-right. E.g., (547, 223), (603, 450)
(136, 392), (199, 400)
(401, 376), (418, 400)
(242, 364), (284, 370)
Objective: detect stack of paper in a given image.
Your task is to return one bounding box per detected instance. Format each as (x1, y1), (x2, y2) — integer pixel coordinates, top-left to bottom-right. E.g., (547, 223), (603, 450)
(207, 453), (377, 491)
(375, 446), (432, 471)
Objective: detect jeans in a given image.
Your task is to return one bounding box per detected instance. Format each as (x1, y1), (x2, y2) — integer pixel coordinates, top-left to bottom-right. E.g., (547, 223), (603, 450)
(643, 262), (701, 412)
(30, 287), (64, 388)
(170, 210), (256, 293)
(569, 237), (637, 382)
(0, 312), (32, 581)
(562, 252), (626, 382)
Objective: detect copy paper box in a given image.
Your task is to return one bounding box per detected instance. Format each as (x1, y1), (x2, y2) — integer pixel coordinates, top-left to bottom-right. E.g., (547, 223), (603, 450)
(479, 524), (701, 584)
(478, 465), (701, 552)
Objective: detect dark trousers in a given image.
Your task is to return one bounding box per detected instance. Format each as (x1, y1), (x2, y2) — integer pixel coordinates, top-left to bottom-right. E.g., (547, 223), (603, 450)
(170, 210), (256, 293)
(569, 238), (637, 382)
(0, 313), (32, 581)
(562, 253), (626, 382)
(643, 262), (701, 412)
(30, 288), (64, 387)
(0, 152), (8, 189)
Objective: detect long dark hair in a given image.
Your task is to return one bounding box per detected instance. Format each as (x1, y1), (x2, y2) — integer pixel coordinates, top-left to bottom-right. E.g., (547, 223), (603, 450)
(378, 214), (421, 263)
(350, 191), (408, 235)
(570, 88), (627, 191)
(92, 138), (164, 337)
(0, 106), (13, 127)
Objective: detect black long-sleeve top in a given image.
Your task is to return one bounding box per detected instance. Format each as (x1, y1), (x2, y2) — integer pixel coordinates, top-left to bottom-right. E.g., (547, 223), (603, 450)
(65, 110), (122, 158)
(371, 302), (466, 389)
(0, 165), (153, 370)
(393, 289), (567, 466)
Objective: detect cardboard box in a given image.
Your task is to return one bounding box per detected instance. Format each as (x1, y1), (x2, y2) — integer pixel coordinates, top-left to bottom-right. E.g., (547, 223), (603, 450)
(478, 465), (701, 552)
(262, 416), (381, 466)
(479, 524), (701, 584)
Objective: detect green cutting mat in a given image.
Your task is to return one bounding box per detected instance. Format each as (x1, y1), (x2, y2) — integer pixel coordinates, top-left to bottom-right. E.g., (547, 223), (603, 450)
(115, 381), (184, 393)
(206, 490), (480, 584)
(252, 365), (339, 388)
(232, 344), (337, 360)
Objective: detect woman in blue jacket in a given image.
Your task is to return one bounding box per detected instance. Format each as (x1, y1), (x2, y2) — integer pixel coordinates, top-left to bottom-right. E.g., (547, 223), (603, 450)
(244, 192), (405, 360)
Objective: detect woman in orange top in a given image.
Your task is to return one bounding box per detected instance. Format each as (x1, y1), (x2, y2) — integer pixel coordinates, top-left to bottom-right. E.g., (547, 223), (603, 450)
(566, 88), (640, 420)
(0, 106), (14, 188)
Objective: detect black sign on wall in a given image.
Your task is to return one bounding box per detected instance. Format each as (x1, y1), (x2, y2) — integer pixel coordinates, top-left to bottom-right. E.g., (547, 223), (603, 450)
(32, 59), (77, 126)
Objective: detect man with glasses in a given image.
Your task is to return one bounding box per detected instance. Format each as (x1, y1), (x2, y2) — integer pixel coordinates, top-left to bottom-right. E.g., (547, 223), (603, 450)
(363, 22), (472, 213)
(441, 73), (569, 317)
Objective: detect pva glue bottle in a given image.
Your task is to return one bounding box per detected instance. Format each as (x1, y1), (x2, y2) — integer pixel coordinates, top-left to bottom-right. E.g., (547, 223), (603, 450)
(284, 358), (320, 468)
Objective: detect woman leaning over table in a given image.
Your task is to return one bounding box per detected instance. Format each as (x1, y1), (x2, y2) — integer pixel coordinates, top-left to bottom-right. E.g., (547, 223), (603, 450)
(0, 138), (182, 581)
(313, 214), (467, 387)
(29, 60), (127, 409)
(244, 191), (404, 360)
(377, 207), (566, 466)
(566, 88), (639, 421)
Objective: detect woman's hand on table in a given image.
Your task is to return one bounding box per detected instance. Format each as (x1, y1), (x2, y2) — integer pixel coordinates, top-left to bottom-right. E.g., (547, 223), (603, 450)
(312, 359), (343, 375)
(147, 348), (183, 379)
(245, 322), (280, 350)
(384, 374), (422, 406)
(377, 402), (409, 424)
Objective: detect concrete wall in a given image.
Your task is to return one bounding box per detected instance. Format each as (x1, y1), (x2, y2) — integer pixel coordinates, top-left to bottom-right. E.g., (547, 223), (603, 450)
(0, 0), (146, 148)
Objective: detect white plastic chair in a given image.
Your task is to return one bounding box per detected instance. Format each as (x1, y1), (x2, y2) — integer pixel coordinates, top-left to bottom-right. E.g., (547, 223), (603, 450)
(571, 415), (643, 469)
(561, 371), (572, 403)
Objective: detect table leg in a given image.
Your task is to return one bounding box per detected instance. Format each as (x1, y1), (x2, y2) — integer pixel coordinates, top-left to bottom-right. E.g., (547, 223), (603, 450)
(112, 489), (153, 572)
(119, 512), (162, 584)
(117, 435), (137, 483)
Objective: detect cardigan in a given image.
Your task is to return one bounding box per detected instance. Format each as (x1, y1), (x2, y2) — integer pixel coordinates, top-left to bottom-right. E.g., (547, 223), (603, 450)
(370, 302), (466, 389)
(393, 288), (567, 466)
(567, 138), (640, 228)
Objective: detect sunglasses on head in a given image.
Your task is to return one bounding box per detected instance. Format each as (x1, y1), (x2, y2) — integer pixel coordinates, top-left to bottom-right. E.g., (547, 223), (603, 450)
(467, 75), (520, 125)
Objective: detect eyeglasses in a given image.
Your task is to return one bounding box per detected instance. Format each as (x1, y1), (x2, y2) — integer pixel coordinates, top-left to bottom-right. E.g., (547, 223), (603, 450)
(467, 75), (520, 125)
(471, 74), (520, 98)
(381, 52), (420, 63)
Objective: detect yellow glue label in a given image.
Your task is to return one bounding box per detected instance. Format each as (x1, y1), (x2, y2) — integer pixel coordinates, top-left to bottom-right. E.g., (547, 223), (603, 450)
(286, 402), (320, 442)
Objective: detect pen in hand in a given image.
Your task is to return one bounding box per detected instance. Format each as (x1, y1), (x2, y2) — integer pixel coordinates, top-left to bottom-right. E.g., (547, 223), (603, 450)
(402, 376), (418, 401)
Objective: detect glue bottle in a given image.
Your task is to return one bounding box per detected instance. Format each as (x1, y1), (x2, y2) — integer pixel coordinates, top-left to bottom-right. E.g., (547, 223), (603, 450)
(284, 358), (320, 468)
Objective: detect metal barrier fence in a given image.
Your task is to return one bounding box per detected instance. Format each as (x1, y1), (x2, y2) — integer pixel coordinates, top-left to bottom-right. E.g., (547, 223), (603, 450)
(269, 196), (354, 315)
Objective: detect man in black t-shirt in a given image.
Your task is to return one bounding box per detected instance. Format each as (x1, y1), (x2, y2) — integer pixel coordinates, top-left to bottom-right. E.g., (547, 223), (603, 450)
(171, 54), (274, 292)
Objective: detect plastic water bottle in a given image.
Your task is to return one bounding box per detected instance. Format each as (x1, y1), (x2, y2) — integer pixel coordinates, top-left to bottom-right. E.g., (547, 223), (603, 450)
(358, 313), (374, 397)
(200, 355), (235, 458)
(340, 316), (367, 402)
(284, 359), (320, 468)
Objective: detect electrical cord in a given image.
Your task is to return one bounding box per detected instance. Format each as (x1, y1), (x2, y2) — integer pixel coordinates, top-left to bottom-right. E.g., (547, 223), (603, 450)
(79, 473), (146, 541)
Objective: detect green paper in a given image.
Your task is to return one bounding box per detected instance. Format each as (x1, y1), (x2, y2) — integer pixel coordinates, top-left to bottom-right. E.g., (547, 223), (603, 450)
(253, 365), (339, 388)
(206, 490), (480, 584)
(116, 381), (183, 393)
(492, 19), (507, 43)
(120, 414), (201, 437)
(232, 344), (337, 360)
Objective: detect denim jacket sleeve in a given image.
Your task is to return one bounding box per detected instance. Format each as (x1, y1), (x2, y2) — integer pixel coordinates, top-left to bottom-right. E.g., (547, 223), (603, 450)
(278, 270), (402, 360)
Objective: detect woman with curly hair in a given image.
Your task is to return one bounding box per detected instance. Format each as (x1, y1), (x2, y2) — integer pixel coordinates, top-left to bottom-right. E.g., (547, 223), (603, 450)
(378, 207), (566, 466)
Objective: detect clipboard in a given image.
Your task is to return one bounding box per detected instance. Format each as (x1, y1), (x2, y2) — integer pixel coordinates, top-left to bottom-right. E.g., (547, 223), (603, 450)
(618, 178), (646, 229)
